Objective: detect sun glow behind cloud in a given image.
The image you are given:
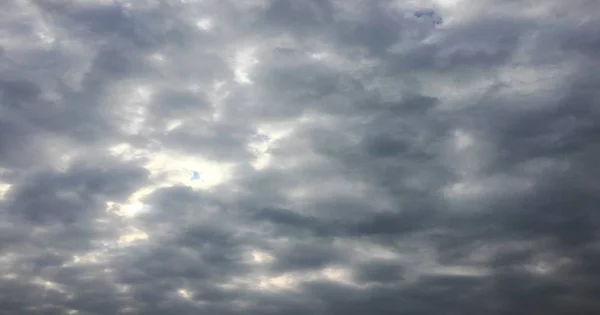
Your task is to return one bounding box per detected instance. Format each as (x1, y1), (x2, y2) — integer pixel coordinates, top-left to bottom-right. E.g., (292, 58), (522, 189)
(233, 46), (259, 84)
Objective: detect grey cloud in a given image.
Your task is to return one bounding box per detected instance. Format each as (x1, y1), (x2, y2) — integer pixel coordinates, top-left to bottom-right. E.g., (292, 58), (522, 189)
(268, 239), (347, 272)
(352, 259), (405, 284)
(261, 0), (334, 31)
(149, 88), (210, 121)
(6, 158), (149, 224)
(160, 120), (255, 161)
(0, 117), (41, 168)
(1, 0), (600, 314)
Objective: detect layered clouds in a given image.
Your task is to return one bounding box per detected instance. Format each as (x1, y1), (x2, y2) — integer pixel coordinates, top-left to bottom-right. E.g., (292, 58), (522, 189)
(1, 0), (600, 314)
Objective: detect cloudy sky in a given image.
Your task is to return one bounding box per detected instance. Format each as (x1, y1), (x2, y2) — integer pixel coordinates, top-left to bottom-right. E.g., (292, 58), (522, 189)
(1, 0), (599, 314)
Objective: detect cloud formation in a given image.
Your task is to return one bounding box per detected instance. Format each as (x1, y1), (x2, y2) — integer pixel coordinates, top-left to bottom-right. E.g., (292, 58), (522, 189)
(1, 0), (599, 314)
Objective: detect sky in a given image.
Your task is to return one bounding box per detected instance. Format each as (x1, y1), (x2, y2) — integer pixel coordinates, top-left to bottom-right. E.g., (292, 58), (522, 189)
(0, 0), (599, 314)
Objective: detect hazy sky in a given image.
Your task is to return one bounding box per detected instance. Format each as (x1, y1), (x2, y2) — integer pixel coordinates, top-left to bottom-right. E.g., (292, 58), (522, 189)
(1, 0), (600, 314)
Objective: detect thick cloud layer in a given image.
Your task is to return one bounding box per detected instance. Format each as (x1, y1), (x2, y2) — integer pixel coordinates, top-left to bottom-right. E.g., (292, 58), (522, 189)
(1, 0), (599, 314)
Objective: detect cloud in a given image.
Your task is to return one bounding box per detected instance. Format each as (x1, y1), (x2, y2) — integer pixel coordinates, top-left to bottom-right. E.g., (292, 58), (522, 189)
(1, 0), (599, 314)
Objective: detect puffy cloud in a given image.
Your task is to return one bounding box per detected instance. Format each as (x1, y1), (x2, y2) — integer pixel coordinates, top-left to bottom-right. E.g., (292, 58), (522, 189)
(1, 0), (599, 314)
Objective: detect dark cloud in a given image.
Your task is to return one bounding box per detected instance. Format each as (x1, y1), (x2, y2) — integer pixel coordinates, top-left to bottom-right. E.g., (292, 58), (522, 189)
(352, 259), (405, 284)
(6, 157), (149, 224)
(261, 0), (334, 33)
(1, 0), (599, 314)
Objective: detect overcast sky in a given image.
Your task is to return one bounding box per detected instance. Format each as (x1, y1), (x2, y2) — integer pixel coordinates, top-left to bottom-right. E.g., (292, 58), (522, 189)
(1, 0), (599, 314)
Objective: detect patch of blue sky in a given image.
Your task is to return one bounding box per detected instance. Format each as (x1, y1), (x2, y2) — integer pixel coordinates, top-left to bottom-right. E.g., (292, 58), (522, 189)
(413, 10), (443, 25)
(190, 171), (201, 181)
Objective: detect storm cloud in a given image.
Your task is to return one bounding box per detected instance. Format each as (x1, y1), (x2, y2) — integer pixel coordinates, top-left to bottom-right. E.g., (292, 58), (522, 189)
(1, 0), (600, 314)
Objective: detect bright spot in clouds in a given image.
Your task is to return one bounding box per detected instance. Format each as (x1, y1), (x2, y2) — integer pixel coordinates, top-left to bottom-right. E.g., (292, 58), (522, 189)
(177, 288), (192, 299)
(196, 18), (214, 31)
(233, 47), (259, 84)
(0, 182), (10, 200)
(109, 143), (233, 190)
(453, 130), (474, 151)
(250, 250), (274, 264)
(435, 0), (462, 7)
